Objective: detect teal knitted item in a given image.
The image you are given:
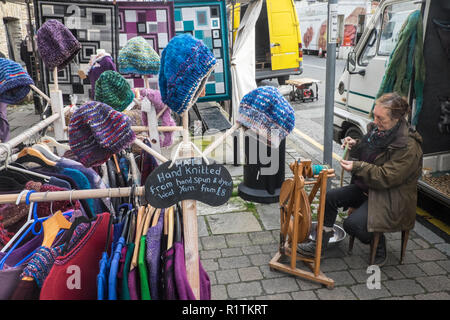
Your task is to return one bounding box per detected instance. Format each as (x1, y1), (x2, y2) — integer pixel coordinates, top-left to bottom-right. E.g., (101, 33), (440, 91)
(374, 10), (425, 126)
(118, 36), (160, 76)
(95, 71), (135, 112)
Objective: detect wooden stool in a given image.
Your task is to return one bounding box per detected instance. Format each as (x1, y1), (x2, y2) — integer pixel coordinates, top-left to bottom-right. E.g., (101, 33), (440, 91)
(348, 231), (410, 265)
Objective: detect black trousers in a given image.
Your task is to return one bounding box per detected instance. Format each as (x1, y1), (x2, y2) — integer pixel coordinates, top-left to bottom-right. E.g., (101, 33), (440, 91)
(324, 184), (373, 244)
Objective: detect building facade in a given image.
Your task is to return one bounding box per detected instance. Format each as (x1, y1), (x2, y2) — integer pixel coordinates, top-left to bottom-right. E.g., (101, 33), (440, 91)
(0, 0), (32, 63)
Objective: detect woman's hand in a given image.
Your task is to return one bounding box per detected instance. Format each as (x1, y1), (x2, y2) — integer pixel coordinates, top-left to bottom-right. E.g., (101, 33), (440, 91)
(340, 159), (353, 172)
(341, 136), (357, 150)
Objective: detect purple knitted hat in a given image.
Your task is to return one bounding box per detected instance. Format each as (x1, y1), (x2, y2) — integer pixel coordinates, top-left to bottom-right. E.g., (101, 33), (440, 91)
(68, 101), (136, 167)
(37, 19), (82, 71)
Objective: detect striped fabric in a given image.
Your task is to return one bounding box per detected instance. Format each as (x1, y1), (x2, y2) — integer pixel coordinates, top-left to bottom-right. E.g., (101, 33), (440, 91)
(118, 36), (160, 76)
(0, 58), (34, 104)
(68, 101), (136, 167)
(159, 34), (216, 115)
(94, 71), (135, 112)
(237, 86), (295, 147)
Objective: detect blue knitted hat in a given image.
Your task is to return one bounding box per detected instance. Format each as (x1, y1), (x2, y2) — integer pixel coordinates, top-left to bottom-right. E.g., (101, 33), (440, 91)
(159, 34), (216, 115)
(0, 58), (34, 104)
(118, 36), (160, 75)
(237, 86), (295, 147)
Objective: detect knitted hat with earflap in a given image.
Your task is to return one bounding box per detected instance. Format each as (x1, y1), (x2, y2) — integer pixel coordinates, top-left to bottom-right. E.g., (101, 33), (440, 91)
(94, 71), (135, 112)
(0, 58), (34, 104)
(237, 86), (295, 148)
(68, 101), (136, 167)
(159, 33), (216, 115)
(118, 36), (160, 75)
(36, 19), (81, 71)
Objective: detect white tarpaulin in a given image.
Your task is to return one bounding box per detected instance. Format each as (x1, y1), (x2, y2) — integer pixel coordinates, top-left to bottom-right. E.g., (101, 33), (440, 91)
(230, 0), (263, 123)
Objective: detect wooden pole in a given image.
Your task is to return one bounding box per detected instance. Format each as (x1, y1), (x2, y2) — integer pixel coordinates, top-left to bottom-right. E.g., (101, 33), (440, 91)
(141, 76), (162, 162)
(50, 88), (66, 156)
(0, 186), (145, 204)
(30, 85), (51, 104)
(180, 110), (200, 300)
(133, 138), (168, 163)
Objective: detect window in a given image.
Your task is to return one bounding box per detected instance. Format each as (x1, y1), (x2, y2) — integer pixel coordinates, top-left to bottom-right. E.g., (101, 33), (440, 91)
(378, 2), (422, 56)
(358, 24), (378, 66)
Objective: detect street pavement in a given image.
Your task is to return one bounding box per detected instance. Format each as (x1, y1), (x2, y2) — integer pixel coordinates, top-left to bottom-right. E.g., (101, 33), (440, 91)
(5, 101), (450, 301)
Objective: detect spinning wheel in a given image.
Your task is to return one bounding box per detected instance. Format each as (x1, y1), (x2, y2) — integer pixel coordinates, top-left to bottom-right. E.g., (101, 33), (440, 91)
(270, 159), (336, 288)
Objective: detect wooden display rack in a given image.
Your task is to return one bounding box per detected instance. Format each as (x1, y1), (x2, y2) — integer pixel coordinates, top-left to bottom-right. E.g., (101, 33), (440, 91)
(269, 159), (336, 289)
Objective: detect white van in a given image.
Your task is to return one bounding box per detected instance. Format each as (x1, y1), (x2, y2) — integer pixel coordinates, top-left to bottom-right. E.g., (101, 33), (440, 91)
(333, 0), (450, 207)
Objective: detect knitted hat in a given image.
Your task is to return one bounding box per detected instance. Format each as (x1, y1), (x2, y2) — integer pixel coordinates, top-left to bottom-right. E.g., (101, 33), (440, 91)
(94, 71), (135, 112)
(36, 19), (81, 71)
(118, 36), (160, 75)
(159, 34), (216, 115)
(237, 86), (295, 147)
(86, 51), (117, 99)
(0, 58), (34, 104)
(68, 101), (136, 167)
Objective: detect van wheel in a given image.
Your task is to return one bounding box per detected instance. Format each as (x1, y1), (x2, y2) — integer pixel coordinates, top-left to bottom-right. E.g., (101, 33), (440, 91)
(345, 126), (363, 141)
(278, 76), (289, 86)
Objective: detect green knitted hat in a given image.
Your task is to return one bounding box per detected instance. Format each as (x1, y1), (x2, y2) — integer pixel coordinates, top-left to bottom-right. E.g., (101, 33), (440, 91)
(118, 36), (160, 75)
(94, 70), (134, 112)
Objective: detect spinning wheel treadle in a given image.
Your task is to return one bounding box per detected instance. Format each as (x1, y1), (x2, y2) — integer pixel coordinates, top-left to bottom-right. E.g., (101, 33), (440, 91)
(270, 159), (336, 288)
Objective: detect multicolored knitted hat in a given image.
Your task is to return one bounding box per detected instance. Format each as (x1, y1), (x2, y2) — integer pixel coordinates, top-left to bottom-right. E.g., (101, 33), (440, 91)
(159, 33), (216, 115)
(0, 58), (34, 104)
(118, 36), (160, 75)
(68, 101), (136, 167)
(94, 71), (135, 112)
(36, 19), (81, 71)
(237, 86), (295, 147)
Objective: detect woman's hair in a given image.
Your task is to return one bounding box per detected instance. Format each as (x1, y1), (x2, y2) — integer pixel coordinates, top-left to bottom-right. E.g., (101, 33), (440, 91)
(375, 92), (410, 120)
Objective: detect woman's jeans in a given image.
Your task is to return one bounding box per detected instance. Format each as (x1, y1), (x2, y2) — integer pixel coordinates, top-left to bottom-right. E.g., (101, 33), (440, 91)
(324, 184), (373, 244)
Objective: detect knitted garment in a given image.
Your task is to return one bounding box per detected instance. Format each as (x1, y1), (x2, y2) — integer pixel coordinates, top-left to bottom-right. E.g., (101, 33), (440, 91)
(374, 10), (425, 126)
(68, 101), (136, 168)
(87, 54), (117, 99)
(140, 88), (176, 147)
(40, 213), (111, 300)
(0, 58), (34, 104)
(237, 86), (295, 148)
(159, 34), (217, 115)
(145, 208), (164, 300)
(118, 36), (160, 75)
(21, 245), (64, 288)
(36, 19), (81, 71)
(95, 71), (135, 112)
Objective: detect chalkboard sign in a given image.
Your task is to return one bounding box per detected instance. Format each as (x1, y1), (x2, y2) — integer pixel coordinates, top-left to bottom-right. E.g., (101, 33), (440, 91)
(144, 157), (233, 208)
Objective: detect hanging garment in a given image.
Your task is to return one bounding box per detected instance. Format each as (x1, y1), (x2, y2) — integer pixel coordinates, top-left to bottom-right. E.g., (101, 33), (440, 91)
(107, 219), (125, 300)
(145, 209), (164, 300)
(116, 245), (127, 296)
(56, 157), (112, 214)
(40, 213), (111, 300)
(121, 242), (134, 300)
(174, 242), (211, 300)
(162, 246), (177, 300)
(140, 139), (158, 186)
(138, 235), (151, 300)
(0, 233), (43, 300)
(10, 245), (64, 300)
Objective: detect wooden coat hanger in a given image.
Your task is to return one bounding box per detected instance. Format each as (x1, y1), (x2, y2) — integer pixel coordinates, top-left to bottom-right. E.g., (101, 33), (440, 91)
(130, 205), (149, 271)
(31, 143), (61, 162)
(16, 147), (57, 167)
(166, 206), (174, 250)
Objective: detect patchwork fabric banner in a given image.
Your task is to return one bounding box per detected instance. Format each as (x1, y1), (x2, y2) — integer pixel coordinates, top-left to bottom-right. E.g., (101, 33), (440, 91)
(117, 1), (175, 89)
(35, 0), (117, 105)
(173, 0), (230, 102)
